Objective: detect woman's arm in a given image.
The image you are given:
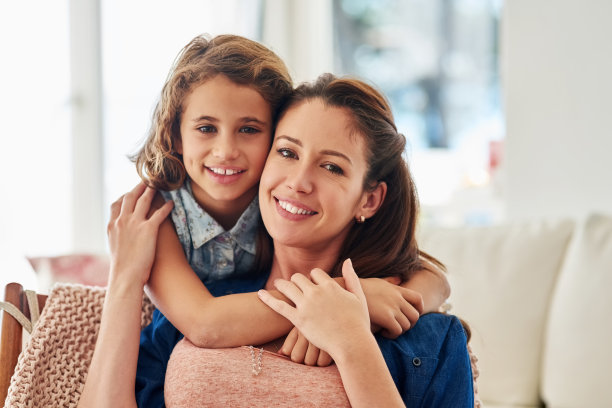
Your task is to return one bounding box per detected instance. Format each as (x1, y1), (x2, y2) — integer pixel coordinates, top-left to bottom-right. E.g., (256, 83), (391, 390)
(145, 195), (293, 348)
(258, 260), (404, 408)
(78, 183), (173, 407)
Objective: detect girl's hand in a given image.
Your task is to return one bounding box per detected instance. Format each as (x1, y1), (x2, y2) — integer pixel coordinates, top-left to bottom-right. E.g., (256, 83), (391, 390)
(107, 182), (173, 286)
(360, 278), (424, 338)
(280, 327), (333, 366)
(258, 259), (371, 358)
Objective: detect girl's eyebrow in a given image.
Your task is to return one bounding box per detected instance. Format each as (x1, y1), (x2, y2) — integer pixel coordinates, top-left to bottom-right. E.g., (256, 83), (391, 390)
(191, 115), (267, 125)
(276, 135), (352, 165)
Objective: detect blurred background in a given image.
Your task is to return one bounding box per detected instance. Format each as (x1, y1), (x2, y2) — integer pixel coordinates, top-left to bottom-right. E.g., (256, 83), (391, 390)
(1, 0), (611, 292)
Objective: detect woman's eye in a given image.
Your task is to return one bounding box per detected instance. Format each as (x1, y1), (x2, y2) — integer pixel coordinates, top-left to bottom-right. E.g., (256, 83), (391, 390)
(197, 125), (216, 133)
(277, 148), (297, 159)
(322, 163), (344, 175)
(239, 126), (260, 134)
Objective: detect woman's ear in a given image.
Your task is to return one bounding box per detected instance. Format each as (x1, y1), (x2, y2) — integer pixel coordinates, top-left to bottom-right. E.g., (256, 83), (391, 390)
(359, 181), (387, 219)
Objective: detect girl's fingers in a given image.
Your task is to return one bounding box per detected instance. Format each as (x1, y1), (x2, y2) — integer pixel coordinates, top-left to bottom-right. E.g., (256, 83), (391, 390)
(401, 288), (425, 316)
(289, 333), (309, 364)
(280, 327), (299, 356)
(258, 289), (297, 322)
(304, 342), (320, 366)
(400, 300), (420, 328)
(317, 350), (333, 367)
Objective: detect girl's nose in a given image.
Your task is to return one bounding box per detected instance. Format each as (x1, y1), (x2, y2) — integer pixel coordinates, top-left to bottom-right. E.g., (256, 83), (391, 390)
(212, 133), (239, 160)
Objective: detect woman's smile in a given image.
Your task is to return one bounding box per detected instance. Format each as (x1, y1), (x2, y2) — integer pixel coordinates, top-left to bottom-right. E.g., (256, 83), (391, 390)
(275, 196), (317, 219)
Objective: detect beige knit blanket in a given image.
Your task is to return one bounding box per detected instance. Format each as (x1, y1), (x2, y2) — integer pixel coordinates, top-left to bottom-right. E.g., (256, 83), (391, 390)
(4, 284), (482, 408)
(3, 284), (154, 408)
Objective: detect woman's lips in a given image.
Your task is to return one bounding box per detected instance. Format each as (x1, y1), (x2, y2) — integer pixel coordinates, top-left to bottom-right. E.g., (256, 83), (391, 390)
(274, 197), (317, 220)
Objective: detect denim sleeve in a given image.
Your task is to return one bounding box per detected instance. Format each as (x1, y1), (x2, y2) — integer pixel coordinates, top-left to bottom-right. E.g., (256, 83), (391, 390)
(419, 316), (474, 407)
(135, 310), (183, 408)
(379, 313), (474, 408)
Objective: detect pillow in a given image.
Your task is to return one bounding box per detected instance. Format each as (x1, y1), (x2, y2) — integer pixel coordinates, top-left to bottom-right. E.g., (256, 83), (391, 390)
(165, 339), (350, 407)
(27, 253), (109, 291)
(418, 219), (574, 407)
(541, 214), (612, 407)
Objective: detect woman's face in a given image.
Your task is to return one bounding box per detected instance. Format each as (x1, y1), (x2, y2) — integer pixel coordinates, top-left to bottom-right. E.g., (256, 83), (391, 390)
(259, 99), (375, 251)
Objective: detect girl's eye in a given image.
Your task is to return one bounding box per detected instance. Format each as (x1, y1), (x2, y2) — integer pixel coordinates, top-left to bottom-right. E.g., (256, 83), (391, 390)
(322, 163), (344, 175)
(197, 125), (216, 133)
(277, 148), (297, 159)
(239, 126), (260, 134)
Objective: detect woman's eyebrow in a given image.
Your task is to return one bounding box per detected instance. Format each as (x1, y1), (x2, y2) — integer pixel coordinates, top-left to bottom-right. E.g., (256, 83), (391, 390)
(276, 135), (301, 145)
(320, 149), (352, 165)
(276, 135), (352, 164)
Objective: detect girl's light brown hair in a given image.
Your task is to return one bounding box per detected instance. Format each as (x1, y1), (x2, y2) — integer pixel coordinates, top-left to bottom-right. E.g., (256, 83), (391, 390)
(133, 34), (293, 190)
(277, 73), (445, 283)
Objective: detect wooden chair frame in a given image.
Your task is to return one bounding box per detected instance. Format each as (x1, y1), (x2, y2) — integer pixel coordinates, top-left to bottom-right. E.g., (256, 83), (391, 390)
(0, 282), (47, 403)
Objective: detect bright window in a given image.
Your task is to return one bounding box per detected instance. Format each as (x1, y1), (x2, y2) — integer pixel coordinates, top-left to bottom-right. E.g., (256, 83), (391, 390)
(333, 0), (505, 225)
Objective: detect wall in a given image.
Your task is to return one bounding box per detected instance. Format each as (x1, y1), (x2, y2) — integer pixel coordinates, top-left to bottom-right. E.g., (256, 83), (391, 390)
(502, 0), (612, 221)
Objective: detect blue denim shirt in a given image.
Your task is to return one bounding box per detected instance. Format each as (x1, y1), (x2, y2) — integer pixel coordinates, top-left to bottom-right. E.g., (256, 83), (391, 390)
(160, 180), (259, 285)
(135, 272), (473, 407)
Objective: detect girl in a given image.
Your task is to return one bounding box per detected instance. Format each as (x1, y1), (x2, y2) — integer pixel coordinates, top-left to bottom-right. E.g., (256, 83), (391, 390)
(135, 33), (449, 357)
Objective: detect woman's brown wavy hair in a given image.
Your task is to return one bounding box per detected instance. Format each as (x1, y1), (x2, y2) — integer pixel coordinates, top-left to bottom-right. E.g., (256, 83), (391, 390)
(132, 34), (293, 191)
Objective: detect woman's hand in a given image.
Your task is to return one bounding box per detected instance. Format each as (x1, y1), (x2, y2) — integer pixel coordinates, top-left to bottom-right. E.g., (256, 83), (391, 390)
(258, 259), (371, 358)
(360, 278), (424, 338)
(107, 182), (173, 287)
(280, 327), (333, 366)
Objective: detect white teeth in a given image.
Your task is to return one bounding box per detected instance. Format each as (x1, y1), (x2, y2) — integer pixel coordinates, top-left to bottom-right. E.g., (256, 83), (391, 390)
(210, 167), (242, 175)
(278, 200), (314, 215)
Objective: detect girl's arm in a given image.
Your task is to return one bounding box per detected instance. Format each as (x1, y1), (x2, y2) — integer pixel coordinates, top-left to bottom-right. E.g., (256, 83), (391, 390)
(258, 259), (405, 408)
(145, 195), (293, 348)
(360, 265), (451, 338)
(78, 184), (173, 407)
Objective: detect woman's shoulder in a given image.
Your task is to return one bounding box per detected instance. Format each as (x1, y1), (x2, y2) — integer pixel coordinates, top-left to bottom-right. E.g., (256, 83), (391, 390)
(377, 313), (474, 407)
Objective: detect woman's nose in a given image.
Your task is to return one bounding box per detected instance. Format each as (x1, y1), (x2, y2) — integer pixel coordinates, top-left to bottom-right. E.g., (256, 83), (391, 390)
(212, 133), (239, 160)
(286, 164), (313, 194)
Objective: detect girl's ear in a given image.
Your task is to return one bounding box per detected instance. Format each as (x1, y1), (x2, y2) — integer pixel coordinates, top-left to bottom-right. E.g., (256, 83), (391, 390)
(359, 181), (387, 219)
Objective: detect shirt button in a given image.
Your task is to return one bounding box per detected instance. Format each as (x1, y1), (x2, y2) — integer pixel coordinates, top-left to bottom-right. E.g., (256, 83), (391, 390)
(219, 260), (228, 267)
(412, 357), (422, 367)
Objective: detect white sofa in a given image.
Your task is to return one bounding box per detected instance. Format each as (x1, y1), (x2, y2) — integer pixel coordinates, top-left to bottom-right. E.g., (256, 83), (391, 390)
(417, 213), (612, 408)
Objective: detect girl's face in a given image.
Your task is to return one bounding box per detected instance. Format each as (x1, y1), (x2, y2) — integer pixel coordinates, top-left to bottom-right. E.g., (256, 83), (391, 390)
(179, 74), (272, 213)
(259, 99), (383, 252)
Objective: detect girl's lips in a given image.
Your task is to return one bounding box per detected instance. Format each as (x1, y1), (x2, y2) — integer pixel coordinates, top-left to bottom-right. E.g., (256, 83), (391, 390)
(205, 166), (246, 184)
(274, 197), (317, 220)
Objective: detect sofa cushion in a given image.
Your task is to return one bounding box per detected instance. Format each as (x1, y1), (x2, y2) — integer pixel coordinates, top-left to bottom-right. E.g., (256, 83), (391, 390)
(541, 213), (612, 407)
(418, 219), (574, 407)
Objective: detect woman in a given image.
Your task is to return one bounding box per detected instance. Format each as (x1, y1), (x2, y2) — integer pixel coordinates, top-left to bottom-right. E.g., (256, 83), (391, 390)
(78, 75), (473, 407)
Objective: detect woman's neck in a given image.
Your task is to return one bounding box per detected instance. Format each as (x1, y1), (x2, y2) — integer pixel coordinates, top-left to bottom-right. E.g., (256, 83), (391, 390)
(268, 240), (344, 282)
